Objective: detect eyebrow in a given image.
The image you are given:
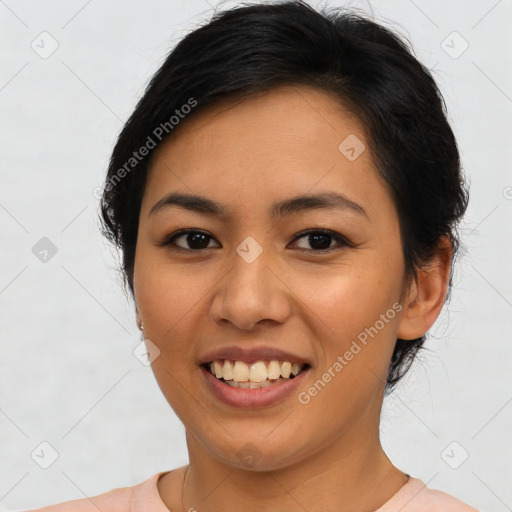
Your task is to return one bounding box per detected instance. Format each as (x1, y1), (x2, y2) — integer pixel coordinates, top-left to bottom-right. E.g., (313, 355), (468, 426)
(149, 191), (368, 219)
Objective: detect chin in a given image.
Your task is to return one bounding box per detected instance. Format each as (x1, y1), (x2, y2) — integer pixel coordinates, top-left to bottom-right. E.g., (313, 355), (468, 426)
(201, 433), (312, 473)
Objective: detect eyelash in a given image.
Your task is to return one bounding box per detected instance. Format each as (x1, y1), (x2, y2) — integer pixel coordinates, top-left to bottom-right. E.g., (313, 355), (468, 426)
(158, 228), (353, 253)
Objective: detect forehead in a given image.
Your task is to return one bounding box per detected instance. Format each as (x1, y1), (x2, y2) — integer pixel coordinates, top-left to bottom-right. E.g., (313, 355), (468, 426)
(161, 85), (364, 156)
(141, 85), (392, 222)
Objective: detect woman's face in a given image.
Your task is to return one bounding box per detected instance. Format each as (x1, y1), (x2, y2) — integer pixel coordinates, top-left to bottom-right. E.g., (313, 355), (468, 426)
(133, 85), (408, 470)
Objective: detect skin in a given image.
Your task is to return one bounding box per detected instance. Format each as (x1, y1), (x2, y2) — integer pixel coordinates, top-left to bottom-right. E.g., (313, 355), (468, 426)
(132, 84), (452, 512)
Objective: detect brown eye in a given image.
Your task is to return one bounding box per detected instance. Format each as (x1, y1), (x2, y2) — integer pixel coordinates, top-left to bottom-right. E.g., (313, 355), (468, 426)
(290, 229), (351, 252)
(159, 230), (219, 251)
(159, 228), (351, 253)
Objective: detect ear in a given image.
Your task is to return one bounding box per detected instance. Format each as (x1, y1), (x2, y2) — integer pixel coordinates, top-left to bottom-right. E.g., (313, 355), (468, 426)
(397, 236), (453, 340)
(135, 304), (143, 331)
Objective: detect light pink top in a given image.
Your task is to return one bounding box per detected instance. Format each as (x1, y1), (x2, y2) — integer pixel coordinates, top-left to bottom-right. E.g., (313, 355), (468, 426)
(27, 472), (479, 511)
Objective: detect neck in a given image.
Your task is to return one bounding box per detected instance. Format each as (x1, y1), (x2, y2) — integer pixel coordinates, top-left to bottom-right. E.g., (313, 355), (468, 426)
(178, 412), (407, 512)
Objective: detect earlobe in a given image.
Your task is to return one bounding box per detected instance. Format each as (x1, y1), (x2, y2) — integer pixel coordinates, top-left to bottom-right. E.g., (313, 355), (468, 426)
(397, 236), (453, 341)
(135, 304), (143, 331)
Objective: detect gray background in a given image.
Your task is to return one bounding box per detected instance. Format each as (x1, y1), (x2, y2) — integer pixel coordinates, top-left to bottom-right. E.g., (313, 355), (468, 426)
(1, 0), (511, 510)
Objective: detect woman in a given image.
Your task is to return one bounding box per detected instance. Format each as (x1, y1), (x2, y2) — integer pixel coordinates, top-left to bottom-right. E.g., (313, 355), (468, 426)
(30, 0), (477, 510)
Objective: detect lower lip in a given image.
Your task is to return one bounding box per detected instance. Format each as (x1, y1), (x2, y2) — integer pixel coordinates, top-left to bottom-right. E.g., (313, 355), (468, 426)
(200, 365), (310, 409)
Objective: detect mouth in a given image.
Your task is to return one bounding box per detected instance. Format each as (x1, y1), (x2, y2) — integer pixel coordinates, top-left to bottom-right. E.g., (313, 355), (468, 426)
(201, 359), (311, 389)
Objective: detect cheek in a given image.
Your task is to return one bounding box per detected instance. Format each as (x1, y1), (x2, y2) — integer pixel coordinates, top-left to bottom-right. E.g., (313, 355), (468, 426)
(290, 251), (403, 402)
(291, 258), (401, 341)
(133, 252), (205, 411)
(294, 269), (401, 419)
(134, 249), (206, 338)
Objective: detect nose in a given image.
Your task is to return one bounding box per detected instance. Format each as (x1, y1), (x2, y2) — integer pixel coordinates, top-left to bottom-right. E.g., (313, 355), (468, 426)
(210, 241), (292, 331)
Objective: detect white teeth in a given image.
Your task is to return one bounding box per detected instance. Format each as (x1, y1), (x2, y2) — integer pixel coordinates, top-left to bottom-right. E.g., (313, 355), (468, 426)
(213, 361), (223, 379)
(291, 362), (301, 376)
(207, 359), (306, 384)
(267, 360), (281, 379)
(226, 377), (288, 389)
(249, 361), (267, 382)
(280, 361), (292, 378)
(222, 359), (234, 380)
(233, 361), (249, 382)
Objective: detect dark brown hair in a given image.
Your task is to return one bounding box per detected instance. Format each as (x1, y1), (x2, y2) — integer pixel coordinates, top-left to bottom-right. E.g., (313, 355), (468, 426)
(99, 0), (469, 393)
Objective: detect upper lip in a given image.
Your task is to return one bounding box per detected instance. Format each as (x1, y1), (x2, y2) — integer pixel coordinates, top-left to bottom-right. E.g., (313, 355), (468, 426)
(198, 345), (311, 367)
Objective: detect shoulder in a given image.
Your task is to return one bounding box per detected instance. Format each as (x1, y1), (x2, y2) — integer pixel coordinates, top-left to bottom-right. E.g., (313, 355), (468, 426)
(26, 472), (167, 512)
(26, 486), (131, 512)
(378, 477), (480, 512)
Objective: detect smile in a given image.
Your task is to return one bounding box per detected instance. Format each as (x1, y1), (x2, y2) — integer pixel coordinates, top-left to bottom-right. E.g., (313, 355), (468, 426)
(200, 358), (311, 407)
(205, 359), (308, 389)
